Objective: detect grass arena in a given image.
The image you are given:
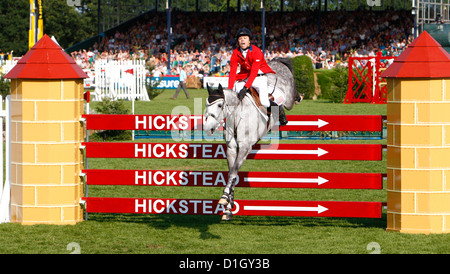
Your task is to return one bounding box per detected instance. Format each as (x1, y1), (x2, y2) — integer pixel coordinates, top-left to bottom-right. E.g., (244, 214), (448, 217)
(2, 88), (450, 254)
(1, 6), (450, 256)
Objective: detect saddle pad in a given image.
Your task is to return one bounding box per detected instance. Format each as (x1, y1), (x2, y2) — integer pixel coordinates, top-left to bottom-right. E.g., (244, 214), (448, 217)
(270, 87), (287, 106)
(249, 87), (270, 121)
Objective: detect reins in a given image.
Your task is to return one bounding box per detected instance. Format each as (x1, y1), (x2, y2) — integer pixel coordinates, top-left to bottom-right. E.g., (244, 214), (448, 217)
(205, 92), (241, 132)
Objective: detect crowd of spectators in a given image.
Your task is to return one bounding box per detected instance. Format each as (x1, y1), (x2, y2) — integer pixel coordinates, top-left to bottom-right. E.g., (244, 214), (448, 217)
(70, 8), (414, 77)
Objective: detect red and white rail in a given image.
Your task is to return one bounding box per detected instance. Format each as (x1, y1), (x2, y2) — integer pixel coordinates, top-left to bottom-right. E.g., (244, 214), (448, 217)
(83, 169), (384, 189)
(82, 142), (382, 161)
(83, 197), (382, 218)
(82, 114), (383, 132)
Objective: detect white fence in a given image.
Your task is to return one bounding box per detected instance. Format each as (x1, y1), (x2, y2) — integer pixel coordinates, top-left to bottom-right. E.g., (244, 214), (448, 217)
(93, 59), (149, 101)
(0, 96), (11, 223)
(0, 60), (18, 76)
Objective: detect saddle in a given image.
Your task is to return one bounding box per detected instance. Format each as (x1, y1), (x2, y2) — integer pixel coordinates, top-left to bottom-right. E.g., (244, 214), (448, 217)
(247, 87), (276, 129)
(248, 87), (275, 117)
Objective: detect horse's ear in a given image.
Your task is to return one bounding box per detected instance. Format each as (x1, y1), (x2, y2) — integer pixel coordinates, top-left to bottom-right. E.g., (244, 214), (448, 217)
(218, 84), (223, 92)
(206, 84), (212, 94)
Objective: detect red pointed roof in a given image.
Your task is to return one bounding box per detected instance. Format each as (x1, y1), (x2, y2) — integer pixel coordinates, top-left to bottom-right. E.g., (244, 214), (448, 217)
(381, 31), (450, 78)
(5, 34), (88, 79)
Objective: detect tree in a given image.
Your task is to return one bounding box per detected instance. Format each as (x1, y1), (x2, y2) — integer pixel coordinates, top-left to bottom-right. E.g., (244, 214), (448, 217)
(0, 0), (29, 56)
(41, 0), (97, 50)
(0, 73), (10, 99)
(292, 55), (315, 99)
(0, 0), (98, 56)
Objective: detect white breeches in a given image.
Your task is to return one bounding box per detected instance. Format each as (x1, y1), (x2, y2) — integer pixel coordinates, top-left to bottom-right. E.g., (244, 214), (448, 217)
(233, 75), (270, 108)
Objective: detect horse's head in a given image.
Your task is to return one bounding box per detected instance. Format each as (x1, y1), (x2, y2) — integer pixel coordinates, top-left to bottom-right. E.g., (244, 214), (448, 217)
(204, 84), (226, 136)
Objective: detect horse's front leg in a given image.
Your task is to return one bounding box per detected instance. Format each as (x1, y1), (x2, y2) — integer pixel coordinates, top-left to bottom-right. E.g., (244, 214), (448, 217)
(224, 130), (237, 171)
(221, 174), (237, 221)
(219, 127), (238, 206)
(228, 142), (253, 194)
(219, 136), (237, 207)
(220, 142), (253, 221)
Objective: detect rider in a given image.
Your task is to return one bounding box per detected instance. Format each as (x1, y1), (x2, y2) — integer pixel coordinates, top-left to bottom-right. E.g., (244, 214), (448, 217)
(228, 27), (288, 126)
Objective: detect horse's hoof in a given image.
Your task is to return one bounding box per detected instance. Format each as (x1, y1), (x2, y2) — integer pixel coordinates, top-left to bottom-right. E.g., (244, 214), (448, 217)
(218, 194), (230, 206)
(218, 198), (229, 206)
(221, 212), (233, 221)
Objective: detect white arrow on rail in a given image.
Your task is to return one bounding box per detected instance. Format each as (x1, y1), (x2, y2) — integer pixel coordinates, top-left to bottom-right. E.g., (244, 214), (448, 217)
(244, 205), (329, 214)
(283, 119), (329, 128)
(245, 176), (329, 185)
(250, 148), (328, 157)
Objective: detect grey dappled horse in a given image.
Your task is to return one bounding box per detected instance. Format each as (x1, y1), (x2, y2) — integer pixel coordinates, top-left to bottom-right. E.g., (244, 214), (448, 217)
(203, 57), (302, 220)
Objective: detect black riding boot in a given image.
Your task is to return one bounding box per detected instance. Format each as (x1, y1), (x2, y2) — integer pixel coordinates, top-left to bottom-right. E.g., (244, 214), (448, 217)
(268, 101), (288, 126)
(279, 106), (288, 126)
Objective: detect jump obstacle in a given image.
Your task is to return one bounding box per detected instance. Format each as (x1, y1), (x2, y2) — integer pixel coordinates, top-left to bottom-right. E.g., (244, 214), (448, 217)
(4, 32), (450, 234)
(81, 113), (386, 219)
(82, 114), (383, 132)
(344, 52), (395, 104)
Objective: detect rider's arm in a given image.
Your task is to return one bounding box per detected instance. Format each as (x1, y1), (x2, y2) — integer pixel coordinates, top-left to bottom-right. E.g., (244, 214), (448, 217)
(228, 50), (238, 90)
(244, 49), (262, 89)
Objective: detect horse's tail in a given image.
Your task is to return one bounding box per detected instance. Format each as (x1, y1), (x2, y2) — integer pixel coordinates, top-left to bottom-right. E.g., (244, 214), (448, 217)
(271, 57), (294, 75)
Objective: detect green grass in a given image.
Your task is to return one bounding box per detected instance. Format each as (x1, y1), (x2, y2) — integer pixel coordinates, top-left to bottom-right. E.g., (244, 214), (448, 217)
(91, 88), (387, 116)
(1, 89), (449, 254)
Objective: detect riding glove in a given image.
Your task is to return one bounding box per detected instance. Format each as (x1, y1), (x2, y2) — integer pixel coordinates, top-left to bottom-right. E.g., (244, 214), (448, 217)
(238, 87), (249, 100)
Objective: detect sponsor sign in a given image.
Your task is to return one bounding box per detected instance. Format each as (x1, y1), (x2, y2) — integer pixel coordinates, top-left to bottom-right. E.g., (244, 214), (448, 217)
(84, 197), (383, 218)
(148, 76), (180, 89)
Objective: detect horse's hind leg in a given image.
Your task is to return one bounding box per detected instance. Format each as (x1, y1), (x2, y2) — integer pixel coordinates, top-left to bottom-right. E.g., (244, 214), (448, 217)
(219, 176), (236, 206)
(219, 177), (236, 220)
(221, 191), (235, 221)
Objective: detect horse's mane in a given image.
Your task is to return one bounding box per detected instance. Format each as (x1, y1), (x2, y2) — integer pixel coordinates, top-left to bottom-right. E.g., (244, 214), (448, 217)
(223, 88), (241, 106)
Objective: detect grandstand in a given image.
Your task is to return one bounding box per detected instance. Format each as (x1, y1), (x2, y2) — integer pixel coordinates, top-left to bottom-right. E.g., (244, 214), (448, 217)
(417, 0), (450, 52)
(0, 0), (438, 104)
(63, 0), (449, 82)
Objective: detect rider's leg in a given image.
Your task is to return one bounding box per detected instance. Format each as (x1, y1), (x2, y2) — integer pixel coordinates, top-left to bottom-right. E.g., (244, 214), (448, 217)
(268, 100), (288, 126)
(251, 76), (270, 108)
(253, 75), (288, 126)
(278, 104), (288, 126)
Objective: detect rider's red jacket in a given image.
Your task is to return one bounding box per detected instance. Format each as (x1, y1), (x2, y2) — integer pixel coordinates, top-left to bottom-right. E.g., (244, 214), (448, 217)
(228, 44), (275, 90)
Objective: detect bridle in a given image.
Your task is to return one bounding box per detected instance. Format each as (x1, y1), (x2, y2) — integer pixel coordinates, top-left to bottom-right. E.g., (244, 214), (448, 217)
(205, 97), (226, 132)
(205, 90), (243, 133)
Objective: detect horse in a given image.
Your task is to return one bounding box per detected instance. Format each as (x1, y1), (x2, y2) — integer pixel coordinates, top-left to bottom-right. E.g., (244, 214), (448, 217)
(203, 57), (302, 220)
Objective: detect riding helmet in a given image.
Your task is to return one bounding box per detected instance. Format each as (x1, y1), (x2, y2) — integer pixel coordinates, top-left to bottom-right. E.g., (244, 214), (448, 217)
(236, 28), (252, 40)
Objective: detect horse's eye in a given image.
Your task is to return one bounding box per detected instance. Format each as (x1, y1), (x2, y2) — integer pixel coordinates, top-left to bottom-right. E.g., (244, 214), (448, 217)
(218, 104), (223, 108)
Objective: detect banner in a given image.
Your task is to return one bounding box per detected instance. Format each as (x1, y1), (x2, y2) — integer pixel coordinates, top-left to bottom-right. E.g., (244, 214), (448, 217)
(147, 76), (180, 89)
(203, 76), (229, 89)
